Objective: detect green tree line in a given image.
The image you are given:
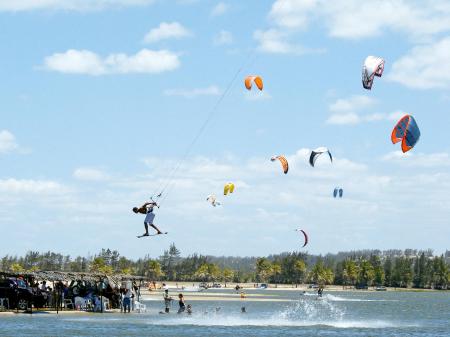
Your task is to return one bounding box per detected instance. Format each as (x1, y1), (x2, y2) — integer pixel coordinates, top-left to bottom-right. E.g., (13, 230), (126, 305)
(1, 246), (449, 289)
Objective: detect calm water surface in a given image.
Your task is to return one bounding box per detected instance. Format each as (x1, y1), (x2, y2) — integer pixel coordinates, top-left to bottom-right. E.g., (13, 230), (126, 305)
(0, 290), (449, 337)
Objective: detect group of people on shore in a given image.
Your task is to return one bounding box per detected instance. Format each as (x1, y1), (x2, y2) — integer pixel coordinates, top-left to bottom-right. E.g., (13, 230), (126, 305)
(30, 280), (68, 308)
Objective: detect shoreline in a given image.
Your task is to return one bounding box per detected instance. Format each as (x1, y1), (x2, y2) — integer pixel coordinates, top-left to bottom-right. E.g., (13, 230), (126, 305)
(0, 310), (122, 316)
(1, 286), (447, 316)
(146, 281), (446, 293)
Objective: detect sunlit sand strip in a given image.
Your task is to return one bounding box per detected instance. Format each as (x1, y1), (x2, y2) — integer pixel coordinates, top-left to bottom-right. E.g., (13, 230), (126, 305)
(142, 295), (293, 302)
(142, 291), (277, 297)
(148, 283), (440, 292)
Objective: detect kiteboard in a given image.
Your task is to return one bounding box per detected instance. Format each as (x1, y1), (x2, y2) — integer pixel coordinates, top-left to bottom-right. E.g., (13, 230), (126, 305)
(137, 232), (168, 238)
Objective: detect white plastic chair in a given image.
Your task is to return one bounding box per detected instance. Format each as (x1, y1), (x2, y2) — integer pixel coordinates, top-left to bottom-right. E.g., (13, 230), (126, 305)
(134, 301), (147, 313)
(63, 298), (74, 309)
(0, 298), (9, 310)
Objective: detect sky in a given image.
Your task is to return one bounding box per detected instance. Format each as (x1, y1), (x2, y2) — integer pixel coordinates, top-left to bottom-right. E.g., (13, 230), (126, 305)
(1, 0), (450, 259)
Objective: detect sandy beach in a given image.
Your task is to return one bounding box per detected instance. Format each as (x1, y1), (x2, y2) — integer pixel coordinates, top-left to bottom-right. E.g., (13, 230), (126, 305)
(139, 281), (443, 304)
(143, 281), (441, 293)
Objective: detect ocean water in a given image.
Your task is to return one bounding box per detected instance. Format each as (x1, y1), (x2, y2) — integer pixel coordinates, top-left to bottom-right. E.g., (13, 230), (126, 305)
(0, 290), (449, 337)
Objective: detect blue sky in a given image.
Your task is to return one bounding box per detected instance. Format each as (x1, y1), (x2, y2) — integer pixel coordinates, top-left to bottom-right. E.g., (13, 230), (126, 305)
(1, 0), (450, 258)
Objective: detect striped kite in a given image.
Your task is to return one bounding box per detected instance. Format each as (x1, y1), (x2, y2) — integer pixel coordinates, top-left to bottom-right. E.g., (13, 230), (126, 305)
(391, 115), (420, 153)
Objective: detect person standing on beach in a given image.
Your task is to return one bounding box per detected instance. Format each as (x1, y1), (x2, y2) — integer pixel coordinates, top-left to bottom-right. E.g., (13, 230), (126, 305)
(133, 201), (164, 236)
(123, 288), (132, 313)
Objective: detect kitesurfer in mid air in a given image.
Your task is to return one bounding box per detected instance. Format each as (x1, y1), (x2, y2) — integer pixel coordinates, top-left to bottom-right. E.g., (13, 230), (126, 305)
(133, 201), (164, 236)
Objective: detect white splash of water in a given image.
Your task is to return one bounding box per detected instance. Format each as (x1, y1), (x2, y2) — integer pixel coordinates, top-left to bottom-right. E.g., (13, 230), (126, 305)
(277, 296), (345, 322)
(142, 298), (411, 329)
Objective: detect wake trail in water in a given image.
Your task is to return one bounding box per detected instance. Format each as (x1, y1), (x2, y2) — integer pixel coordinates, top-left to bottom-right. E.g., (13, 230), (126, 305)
(321, 294), (399, 302)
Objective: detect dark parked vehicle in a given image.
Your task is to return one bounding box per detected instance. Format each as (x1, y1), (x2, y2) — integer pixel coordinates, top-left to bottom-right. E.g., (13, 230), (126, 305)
(0, 277), (33, 310)
(0, 277), (46, 310)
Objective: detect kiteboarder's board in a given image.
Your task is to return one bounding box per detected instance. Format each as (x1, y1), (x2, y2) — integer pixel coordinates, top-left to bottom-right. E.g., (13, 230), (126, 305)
(137, 232), (168, 238)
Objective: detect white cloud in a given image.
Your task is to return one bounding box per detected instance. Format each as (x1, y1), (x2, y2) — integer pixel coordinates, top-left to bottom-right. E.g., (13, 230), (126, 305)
(73, 168), (110, 181)
(327, 95), (374, 125)
(326, 112), (360, 125)
(213, 30), (233, 46)
(253, 27), (325, 55)
(44, 49), (180, 75)
(2, 147), (450, 256)
(268, 0), (450, 40)
(329, 95), (376, 113)
(269, 0), (317, 30)
(333, 158), (367, 171)
(176, 0), (200, 4)
(254, 29), (292, 54)
(389, 37), (450, 89)
(44, 50), (105, 75)
(143, 22), (192, 44)
(382, 151), (412, 161)
(244, 90), (272, 101)
(0, 178), (65, 194)
(382, 151), (450, 168)
(326, 95), (405, 125)
(0, 130), (19, 154)
(0, 0), (155, 12)
(254, 29), (321, 55)
(164, 85), (221, 98)
(326, 111), (405, 125)
(210, 2), (228, 17)
(386, 110), (406, 121)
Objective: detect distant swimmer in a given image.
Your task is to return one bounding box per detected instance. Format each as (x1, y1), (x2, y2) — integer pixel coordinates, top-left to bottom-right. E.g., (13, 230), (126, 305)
(133, 201), (166, 237)
(186, 304), (193, 315)
(241, 306), (246, 313)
